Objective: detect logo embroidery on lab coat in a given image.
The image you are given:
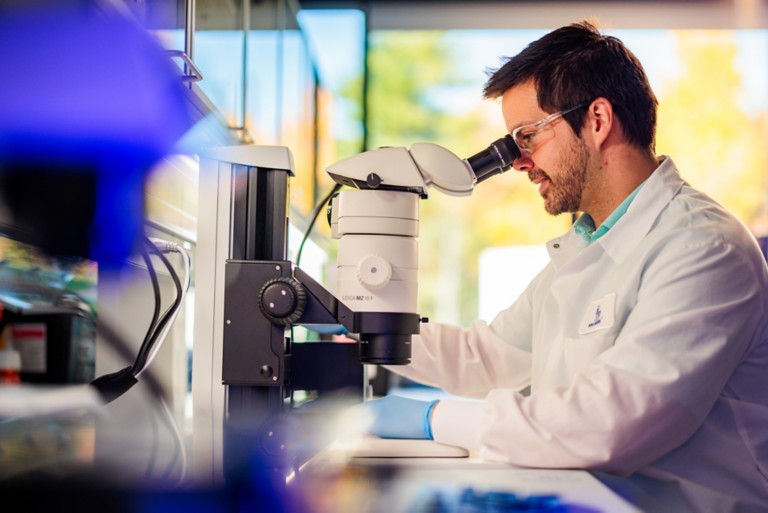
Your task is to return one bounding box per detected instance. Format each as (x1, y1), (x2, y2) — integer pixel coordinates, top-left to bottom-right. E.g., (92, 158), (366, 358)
(578, 293), (616, 335)
(588, 306), (603, 328)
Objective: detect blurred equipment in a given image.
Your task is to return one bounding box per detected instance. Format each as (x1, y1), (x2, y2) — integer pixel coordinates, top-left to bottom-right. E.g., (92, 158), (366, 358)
(2, 307), (95, 385)
(0, 317), (21, 385)
(0, 2), (195, 489)
(0, 4), (193, 266)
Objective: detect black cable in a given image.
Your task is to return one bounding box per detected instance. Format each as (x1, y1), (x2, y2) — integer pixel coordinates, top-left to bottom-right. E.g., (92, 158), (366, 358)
(131, 241), (182, 376)
(91, 241), (186, 481)
(139, 244), (162, 344)
(144, 240), (183, 343)
(94, 239), (182, 400)
(90, 319), (166, 404)
(132, 301), (175, 377)
(132, 239), (163, 373)
(132, 240), (166, 375)
(296, 182), (342, 266)
(132, 240), (162, 375)
(131, 238), (182, 376)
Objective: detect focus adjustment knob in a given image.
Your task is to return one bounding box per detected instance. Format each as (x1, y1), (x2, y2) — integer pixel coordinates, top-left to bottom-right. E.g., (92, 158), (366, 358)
(366, 173), (382, 188)
(259, 277), (306, 325)
(356, 254), (392, 290)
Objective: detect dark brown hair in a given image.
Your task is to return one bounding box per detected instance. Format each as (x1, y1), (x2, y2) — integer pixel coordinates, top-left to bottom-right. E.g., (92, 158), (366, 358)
(484, 20), (658, 152)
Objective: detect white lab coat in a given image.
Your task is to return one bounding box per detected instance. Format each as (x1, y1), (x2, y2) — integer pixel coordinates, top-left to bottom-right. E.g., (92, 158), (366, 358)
(391, 158), (768, 512)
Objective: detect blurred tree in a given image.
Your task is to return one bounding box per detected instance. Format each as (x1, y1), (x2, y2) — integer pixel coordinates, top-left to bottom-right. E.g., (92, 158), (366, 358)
(656, 31), (768, 232)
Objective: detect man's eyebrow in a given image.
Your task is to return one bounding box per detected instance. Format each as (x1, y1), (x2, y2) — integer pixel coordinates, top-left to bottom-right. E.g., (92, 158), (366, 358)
(508, 119), (534, 132)
(508, 119), (530, 132)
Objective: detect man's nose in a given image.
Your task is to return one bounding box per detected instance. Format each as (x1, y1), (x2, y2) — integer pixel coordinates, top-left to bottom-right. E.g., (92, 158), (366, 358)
(513, 156), (534, 173)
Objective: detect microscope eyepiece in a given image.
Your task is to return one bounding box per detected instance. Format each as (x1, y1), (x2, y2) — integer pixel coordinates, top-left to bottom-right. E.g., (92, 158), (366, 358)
(466, 134), (521, 184)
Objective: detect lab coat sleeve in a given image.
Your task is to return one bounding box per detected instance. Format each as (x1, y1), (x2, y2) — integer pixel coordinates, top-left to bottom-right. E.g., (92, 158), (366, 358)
(386, 273), (539, 398)
(432, 236), (766, 474)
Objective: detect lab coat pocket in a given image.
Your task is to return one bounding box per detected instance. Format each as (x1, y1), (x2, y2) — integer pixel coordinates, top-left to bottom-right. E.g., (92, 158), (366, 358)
(563, 335), (615, 383)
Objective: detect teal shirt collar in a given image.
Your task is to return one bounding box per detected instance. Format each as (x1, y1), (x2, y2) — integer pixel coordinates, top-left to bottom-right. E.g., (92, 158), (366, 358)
(573, 181), (646, 243)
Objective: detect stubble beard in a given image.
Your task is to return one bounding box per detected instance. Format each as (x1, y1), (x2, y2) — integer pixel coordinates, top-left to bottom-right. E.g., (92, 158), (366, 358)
(541, 137), (591, 216)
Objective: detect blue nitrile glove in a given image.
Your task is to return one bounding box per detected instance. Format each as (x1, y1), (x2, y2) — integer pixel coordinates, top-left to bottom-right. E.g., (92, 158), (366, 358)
(365, 395), (438, 440)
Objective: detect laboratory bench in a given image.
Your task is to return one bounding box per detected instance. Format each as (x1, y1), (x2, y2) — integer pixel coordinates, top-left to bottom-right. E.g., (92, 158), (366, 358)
(0, 384), (647, 513)
(292, 438), (644, 513)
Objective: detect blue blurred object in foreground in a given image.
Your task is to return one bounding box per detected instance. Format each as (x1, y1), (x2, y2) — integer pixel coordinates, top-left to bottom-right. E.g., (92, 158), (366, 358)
(0, 4), (194, 266)
(409, 486), (601, 513)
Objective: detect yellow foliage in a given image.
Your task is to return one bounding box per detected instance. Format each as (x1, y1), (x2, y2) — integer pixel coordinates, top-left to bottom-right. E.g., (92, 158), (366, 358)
(656, 31), (768, 231)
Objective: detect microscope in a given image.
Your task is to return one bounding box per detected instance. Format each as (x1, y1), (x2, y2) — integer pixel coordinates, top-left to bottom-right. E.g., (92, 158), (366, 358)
(214, 135), (520, 476)
(325, 137), (521, 364)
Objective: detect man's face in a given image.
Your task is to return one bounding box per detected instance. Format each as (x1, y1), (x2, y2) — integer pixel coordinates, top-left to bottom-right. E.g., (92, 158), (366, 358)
(501, 82), (594, 216)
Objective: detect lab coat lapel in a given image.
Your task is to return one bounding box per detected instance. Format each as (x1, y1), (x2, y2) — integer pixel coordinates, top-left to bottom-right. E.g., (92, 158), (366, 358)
(596, 157), (685, 264)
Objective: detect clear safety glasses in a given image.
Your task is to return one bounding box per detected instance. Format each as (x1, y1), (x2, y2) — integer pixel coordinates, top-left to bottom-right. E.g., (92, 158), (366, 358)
(511, 103), (589, 157)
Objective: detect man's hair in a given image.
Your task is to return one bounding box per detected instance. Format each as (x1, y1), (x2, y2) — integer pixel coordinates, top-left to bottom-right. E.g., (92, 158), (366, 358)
(483, 20), (658, 152)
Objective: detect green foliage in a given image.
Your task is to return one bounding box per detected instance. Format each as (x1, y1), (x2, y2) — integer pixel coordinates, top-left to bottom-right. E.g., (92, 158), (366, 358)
(367, 31), (473, 148)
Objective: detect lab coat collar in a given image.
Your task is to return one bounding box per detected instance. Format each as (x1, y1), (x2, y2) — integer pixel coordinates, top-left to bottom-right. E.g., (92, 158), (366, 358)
(546, 156), (684, 267)
(596, 156), (683, 263)
(546, 226), (590, 268)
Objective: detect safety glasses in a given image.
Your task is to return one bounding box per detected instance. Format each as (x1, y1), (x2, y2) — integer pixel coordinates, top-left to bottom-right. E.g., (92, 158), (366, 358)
(511, 103), (589, 157)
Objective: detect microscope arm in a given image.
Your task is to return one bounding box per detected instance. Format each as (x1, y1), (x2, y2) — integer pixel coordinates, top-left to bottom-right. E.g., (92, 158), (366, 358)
(258, 265), (420, 361)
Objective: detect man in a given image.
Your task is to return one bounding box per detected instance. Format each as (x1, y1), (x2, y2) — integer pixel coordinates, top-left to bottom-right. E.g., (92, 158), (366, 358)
(366, 21), (768, 512)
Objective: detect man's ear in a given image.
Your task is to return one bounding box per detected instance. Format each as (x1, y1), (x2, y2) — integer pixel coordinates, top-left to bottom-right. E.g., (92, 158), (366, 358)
(584, 97), (614, 148)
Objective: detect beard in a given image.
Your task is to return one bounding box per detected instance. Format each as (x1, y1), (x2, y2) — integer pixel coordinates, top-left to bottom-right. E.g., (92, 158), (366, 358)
(533, 137), (591, 216)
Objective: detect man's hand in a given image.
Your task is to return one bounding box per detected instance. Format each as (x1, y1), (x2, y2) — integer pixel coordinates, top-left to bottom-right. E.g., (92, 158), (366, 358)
(364, 395), (438, 440)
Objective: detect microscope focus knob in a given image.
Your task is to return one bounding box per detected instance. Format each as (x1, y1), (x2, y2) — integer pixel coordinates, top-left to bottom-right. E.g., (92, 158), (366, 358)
(356, 254), (392, 290)
(259, 277), (306, 325)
